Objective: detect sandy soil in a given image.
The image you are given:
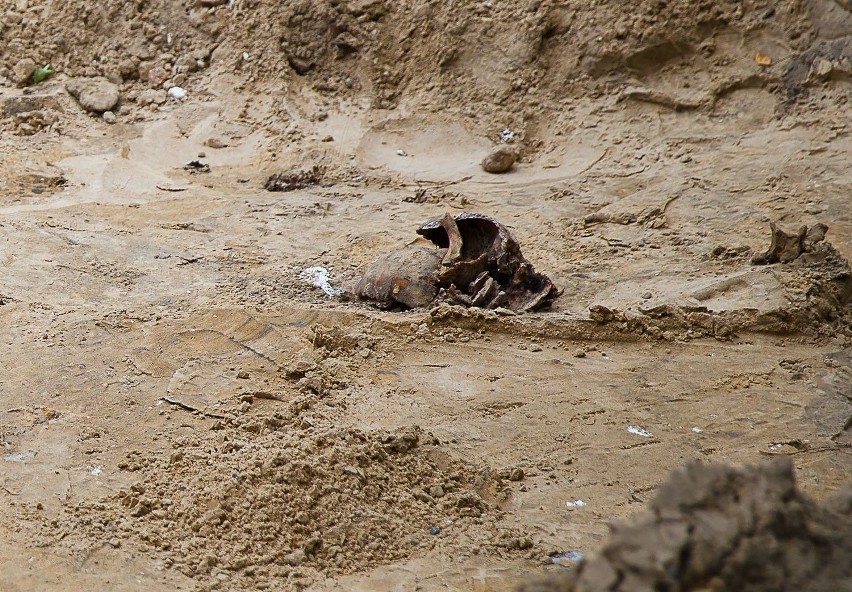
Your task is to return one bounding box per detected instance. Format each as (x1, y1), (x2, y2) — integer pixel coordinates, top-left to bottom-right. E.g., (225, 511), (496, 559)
(1, 1), (851, 590)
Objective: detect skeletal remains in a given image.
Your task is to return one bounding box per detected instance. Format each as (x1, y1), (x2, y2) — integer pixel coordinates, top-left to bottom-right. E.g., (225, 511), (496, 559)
(355, 212), (560, 312)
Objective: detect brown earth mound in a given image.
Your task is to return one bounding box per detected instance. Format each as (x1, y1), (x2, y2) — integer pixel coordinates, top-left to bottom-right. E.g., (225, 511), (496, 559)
(38, 412), (518, 591)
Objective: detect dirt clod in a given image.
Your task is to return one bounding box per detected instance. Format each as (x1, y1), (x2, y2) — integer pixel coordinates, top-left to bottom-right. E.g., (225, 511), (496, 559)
(65, 77), (120, 114)
(264, 165), (325, 192)
(183, 160), (211, 174)
(519, 458), (852, 592)
(12, 58), (37, 86)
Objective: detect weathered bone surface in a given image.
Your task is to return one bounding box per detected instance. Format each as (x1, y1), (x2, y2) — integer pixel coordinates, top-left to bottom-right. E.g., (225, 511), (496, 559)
(356, 212), (560, 312)
(751, 221), (828, 265)
(355, 247), (443, 309)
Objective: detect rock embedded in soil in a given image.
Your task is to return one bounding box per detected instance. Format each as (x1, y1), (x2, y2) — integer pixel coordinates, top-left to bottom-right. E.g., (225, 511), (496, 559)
(205, 137), (228, 149)
(288, 55), (314, 75)
(66, 77), (120, 113)
(12, 58), (36, 86)
(481, 145), (518, 173)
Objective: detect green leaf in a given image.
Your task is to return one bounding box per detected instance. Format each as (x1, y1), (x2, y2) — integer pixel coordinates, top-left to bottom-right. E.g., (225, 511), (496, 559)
(32, 65), (55, 84)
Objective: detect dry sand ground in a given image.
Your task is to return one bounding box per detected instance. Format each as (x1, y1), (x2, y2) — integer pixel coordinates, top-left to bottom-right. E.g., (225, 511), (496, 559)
(1, 1), (851, 590)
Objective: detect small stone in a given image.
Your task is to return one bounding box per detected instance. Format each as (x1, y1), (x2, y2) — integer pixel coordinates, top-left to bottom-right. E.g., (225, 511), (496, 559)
(529, 343), (543, 352)
(147, 65), (169, 88)
(429, 526), (441, 535)
(809, 57), (833, 81)
(137, 89), (167, 107)
(481, 145), (518, 173)
(173, 54), (200, 74)
(508, 468), (525, 481)
(236, 370), (249, 379)
(428, 485), (445, 498)
(642, 292), (652, 299)
(573, 349), (587, 358)
(589, 304), (615, 322)
(206, 137), (228, 149)
(102, 111), (117, 124)
(66, 77), (120, 113)
(118, 58), (138, 81)
(103, 68), (123, 85)
(288, 55), (314, 75)
(282, 549), (305, 566)
(12, 58), (36, 86)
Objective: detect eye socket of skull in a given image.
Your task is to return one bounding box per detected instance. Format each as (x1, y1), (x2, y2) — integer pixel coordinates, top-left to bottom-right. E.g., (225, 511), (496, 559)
(418, 215), (499, 261)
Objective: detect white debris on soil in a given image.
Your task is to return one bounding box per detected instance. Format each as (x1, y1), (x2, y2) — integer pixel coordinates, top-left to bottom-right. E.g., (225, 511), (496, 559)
(627, 426), (654, 438)
(692, 427), (703, 433)
(500, 128), (515, 143)
(299, 267), (339, 297)
(91, 466), (102, 476)
(3, 451), (35, 463)
(168, 86), (188, 100)
(566, 500), (587, 508)
(551, 551), (585, 565)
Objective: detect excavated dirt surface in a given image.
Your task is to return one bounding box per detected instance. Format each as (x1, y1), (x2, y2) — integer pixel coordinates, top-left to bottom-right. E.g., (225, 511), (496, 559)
(1, 0), (851, 590)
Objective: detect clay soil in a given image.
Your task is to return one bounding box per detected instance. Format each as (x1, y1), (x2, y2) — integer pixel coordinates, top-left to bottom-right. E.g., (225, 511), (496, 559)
(1, 1), (851, 590)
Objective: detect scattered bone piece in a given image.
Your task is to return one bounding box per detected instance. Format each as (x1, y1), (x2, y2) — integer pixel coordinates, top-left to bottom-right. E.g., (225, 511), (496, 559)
(751, 222), (828, 265)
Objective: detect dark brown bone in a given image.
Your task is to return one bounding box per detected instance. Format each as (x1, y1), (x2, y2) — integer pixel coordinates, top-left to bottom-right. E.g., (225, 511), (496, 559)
(417, 212), (560, 312)
(355, 212), (560, 311)
(751, 222), (829, 265)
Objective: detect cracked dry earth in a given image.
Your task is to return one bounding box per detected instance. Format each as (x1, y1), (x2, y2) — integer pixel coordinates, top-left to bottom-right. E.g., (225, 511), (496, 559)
(1, 1), (852, 591)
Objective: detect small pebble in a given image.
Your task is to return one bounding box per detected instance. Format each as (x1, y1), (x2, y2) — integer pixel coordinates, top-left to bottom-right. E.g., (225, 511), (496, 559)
(102, 110), (117, 124)
(429, 526), (441, 535)
(481, 145), (518, 174)
(573, 349), (586, 358)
